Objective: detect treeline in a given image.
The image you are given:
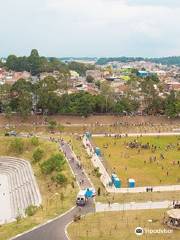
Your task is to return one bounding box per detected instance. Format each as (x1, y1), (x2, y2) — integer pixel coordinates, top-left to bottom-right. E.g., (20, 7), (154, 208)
(96, 57), (144, 65)
(96, 56), (180, 66)
(2, 49), (95, 76)
(148, 56), (180, 66)
(0, 76), (179, 118)
(0, 77), (139, 117)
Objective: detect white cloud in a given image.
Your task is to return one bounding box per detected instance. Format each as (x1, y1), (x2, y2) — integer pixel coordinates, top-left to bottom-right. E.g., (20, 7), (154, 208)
(0, 0), (180, 57)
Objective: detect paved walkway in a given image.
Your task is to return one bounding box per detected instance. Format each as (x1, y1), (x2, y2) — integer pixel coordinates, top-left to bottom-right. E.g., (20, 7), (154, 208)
(96, 200), (173, 212)
(10, 133), (180, 240)
(92, 132), (180, 137)
(13, 139), (95, 240)
(60, 140), (93, 190)
(107, 185), (180, 193)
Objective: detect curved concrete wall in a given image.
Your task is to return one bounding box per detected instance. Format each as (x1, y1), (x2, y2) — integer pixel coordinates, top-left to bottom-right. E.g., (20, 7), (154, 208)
(0, 157), (42, 224)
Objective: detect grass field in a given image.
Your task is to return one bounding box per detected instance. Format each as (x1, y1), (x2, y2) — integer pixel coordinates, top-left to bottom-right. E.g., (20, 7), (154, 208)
(0, 137), (78, 240)
(66, 135), (180, 203)
(93, 136), (180, 187)
(68, 209), (180, 240)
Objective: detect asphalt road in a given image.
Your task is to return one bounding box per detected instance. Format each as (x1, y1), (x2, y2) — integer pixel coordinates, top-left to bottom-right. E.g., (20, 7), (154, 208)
(12, 140), (95, 240)
(13, 200), (94, 240)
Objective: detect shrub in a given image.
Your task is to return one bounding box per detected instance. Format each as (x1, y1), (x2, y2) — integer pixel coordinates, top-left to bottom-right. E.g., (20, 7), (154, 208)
(9, 138), (24, 154)
(33, 148), (44, 163)
(57, 124), (64, 132)
(16, 214), (22, 223)
(52, 173), (67, 185)
(93, 167), (101, 178)
(40, 160), (54, 175)
(48, 120), (57, 131)
(49, 154), (65, 171)
(31, 136), (39, 146)
(25, 205), (38, 217)
(86, 75), (94, 83)
(40, 153), (65, 175)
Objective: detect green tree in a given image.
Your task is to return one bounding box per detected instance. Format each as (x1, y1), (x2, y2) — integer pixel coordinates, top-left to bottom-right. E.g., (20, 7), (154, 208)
(6, 55), (18, 70)
(40, 154), (65, 175)
(48, 120), (57, 131)
(40, 160), (54, 175)
(68, 61), (95, 76)
(33, 148), (44, 163)
(86, 75), (94, 83)
(165, 91), (179, 117)
(25, 205), (38, 216)
(4, 105), (12, 120)
(51, 173), (67, 185)
(28, 49), (41, 75)
(0, 59), (4, 67)
(31, 136), (39, 146)
(9, 138), (24, 154)
(10, 79), (33, 117)
(36, 76), (60, 114)
(100, 82), (115, 112)
(17, 92), (32, 118)
(94, 95), (106, 113)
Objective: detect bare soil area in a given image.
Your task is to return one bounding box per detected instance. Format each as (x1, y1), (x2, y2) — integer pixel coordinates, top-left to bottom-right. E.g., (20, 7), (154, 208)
(0, 114), (180, 125)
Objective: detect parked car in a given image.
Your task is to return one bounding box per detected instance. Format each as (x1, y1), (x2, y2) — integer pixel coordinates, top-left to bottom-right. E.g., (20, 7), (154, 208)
(5, 131), (17, 137)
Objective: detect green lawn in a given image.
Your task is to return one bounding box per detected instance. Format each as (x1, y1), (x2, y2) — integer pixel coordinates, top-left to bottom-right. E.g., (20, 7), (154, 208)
(68, 209), (180, 240)
(93, 136), (180, 187)
(66, 135), (180, 203)
(0, 137), (78, 240)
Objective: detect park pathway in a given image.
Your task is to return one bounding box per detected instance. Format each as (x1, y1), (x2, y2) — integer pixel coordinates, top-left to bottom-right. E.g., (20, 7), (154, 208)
(60, 139), (93, 190)
(11, 132), (180, 240)
(92, 132), (180, 137)
(96, 200), (173, 212)
(12, 139), (94, 240)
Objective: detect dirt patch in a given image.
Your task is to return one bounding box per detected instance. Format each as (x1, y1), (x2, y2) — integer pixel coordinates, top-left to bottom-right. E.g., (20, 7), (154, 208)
(1, 114), (180, 126)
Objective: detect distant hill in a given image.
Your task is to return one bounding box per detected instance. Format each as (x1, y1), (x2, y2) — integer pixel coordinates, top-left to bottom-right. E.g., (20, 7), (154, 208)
(96, 56), (180, 66)
(60, 57), (97, 62)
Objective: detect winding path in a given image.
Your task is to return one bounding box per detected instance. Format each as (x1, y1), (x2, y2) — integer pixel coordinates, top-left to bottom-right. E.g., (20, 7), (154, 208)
(10, 132), (180, 240)
(11, 140), (94, 240)
(96, 200), (174, 212)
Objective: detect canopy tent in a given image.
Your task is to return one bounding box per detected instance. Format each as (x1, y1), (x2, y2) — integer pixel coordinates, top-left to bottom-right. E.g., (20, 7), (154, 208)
(166, 209), (180, 229)
(167, 209), (180, 220)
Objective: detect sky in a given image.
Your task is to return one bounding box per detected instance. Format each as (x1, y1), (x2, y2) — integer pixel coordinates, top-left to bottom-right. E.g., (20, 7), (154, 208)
(0, 0), (180, 57)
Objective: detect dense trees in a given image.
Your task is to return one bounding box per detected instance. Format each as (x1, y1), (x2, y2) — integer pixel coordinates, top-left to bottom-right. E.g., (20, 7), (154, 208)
(10, 79), (33, 117)
(5, 50), (96, 77)
(0, 59), (4, 67)
(86, 75), (94, 83)
(68, 61), (95, 76)
(5, 50), (70, 76)
(0, 76), (179, 117)
(33, 148), (44, 163)
(1, 51), (180, 118)
(40, 154), (65, 175)
(165, 91), (180, 117)
(96, 56), (180, 66)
